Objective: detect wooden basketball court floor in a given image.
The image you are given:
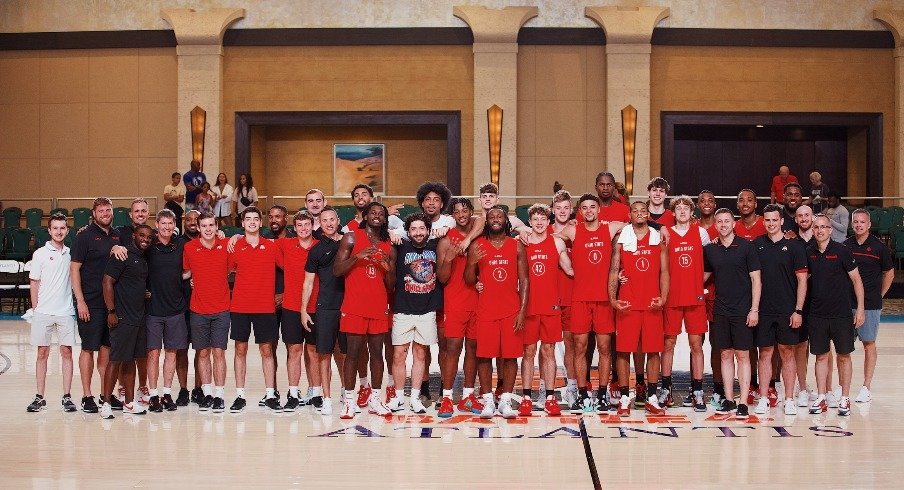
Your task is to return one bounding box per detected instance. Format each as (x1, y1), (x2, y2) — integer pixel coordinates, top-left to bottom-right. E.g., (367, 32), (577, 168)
(0, 317), (900, 488)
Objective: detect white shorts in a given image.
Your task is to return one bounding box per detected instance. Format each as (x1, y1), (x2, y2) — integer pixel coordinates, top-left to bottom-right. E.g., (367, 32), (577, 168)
(391, 312), (438, 346)
(31, 312), (76, 347)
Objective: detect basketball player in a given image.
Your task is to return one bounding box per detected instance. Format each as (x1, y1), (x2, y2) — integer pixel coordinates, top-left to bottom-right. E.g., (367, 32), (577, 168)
(646, 177), (674, 227)
(550, 190), (580, 406)
(735, 189), (766, 240)
(342, 183), (403, 232)
(595, 172), (631, 224)
(477, 182), (529, 233)
(696, 190), (726, 407)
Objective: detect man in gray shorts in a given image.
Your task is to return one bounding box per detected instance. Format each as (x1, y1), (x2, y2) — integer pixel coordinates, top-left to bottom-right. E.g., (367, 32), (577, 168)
(182, 212), (232, 413)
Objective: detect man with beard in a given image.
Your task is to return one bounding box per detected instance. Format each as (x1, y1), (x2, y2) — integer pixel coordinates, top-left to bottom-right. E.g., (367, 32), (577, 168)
(181, 209), (202, 406)
(343, 183), (403, 233)
(781, 182), (804, 238)
(595, 172), (630, 224)
(735, 189), (766, 241)
(697, 190), (727, 408)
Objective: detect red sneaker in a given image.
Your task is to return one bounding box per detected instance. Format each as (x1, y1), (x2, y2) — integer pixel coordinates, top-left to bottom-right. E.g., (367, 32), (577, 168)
(544, 397), (561, 416)
(437, 396), (454, 418)
(608, 382), (620, 402)
(457, 393), (474, 412)
(469, 394), (485, 414)
(383, 385), (396, 404)
(645, 396), (665, 416)
(767, 387), (779, 407)
(518, 397), (533, 417)
(747, 389), (758, 406)
(617, 395), (631, 417)
(357, 385), (372, 408)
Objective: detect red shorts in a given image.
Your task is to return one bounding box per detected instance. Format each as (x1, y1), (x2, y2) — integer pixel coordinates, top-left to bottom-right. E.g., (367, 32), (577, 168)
(340, 312), (389, 335)
(443, 310), (477, 340)
(570, 301), (615, 335)
(523, 313), (562, 345)
(560, 306), (572, 333)
(615, 310), (664, 353)
(476, 313), (523, 359)
(664, 305), (708, 335)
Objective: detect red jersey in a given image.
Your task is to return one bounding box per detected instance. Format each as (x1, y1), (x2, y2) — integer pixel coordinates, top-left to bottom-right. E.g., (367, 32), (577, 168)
(228, 236), (282, 313)
(551, 225), (573, 307)
(182, 238), (231, 314)
(443, 228), (477, 312)
(734, 216), (766, 241)
(598, 201), (630, 224)
(526, 235), (560, 316)
(572, 222), (612, 302)
(618, 232), (662, 311)
(651, 209), (675, 227)
(701, 221), (718, 240)
(277, 237), (319, 313)
(340, 228), (391, 319)
(665, 225), (706, 307)
(476, 236), (521, 320)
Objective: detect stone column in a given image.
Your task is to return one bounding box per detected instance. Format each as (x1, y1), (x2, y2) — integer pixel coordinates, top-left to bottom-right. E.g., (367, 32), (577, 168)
(874, 9), (904, 200)
(454, 6), (538, 197)
(161, 7), (244, 178)
(586, 6), (669, 194)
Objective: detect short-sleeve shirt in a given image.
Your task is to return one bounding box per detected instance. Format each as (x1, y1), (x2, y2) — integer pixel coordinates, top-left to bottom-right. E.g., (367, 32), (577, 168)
(844, 234), (893, 310)
(806, 240), (858, 318)
(704, 236), (761, 317)
(752, 235), (808, 315)
(781, 206), (800, 235)
(182, 237), (230, 314)
(393, 239), (443, 314)
(277, 237), (318, 313)
(29, 242), (75, 316)
(305, 235), (344, 311)
(146, 236), (187, 317)
(104, 245), (148, 325)
(229, 236), (281, 314)
(71, 223), (121, 309)
(183, 170), (207, 204)
(771, 175), (799, 204)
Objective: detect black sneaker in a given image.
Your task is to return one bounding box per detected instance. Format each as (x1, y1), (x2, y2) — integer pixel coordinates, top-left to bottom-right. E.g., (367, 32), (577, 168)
(257, 390), (280, 407)
(717, 399), (737, 414)
(735, 403), (749, 419)
(107, 395), (123, 411)
(568, 398), (584, 414)
(310, 395), (324, 409)
(148, 395), (164, 413)
(692, 391), (707, 412)
(265, 397), (282, 411)
(229, 397), (246, 413)
(62, 394), (77, 412)
(27, 395), (46, 412)
(683, 392), (694, 408)
(211, 397), (225, 413)
(81, 395), (99, 413)
(176, 388), (190, 406)
(595, 395), (610, 413)
(420, 381), (432, 401)
(283, 395), (300, 412)
(161, 394), (177, 411)
(199, 395), (213, 411)
(190, 387), (204, 405)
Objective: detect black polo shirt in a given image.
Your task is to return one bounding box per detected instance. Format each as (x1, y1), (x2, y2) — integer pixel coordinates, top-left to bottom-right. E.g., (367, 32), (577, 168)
(117, 224), (156, 244)
(261, 227), (297, 240)
(71, 223), (121, 309)
(104, 243), (149, 325)
(781, 206), (800, 235)
(305, 235), (344, 310)
(146, 235), (187, 317)
(704, 235), (761, 317)
(806, 240), (858, 318)
(844, 234), (893, 310)
(753, 235), (808, 315)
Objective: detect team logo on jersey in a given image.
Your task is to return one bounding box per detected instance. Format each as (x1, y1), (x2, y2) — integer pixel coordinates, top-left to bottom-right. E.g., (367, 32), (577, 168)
(635, 257), (650, 272)
(531, 262), (546, 276)
(366, 264), (377, 278)
(588, 249), (603, 264)
(492, 267), (508, 282)
(678, 254), (692, 268)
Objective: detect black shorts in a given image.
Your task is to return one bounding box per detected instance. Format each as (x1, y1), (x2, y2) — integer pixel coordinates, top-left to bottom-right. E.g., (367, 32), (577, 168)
(146, 314), (189, 350)
(758, 314), (804, 347)
(77, 308), (111, 351)
(710, 315), (754, 351)
(807, 315), (856, 356)
(109, 321), (147, 362)
(190, 311), (231, 350)
(230, 312), (279, 344)
(314, 309), (346, 355)
(281, 309), (316, 345)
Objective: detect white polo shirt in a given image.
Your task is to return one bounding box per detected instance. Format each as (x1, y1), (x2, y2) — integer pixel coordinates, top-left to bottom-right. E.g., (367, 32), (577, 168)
(29, 241), (75, 317)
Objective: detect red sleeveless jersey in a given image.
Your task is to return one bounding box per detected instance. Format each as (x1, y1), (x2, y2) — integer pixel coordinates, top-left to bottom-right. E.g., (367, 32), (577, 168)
(651, 209), (675, 227)
(598, 201), (630, 224)
(665, 226), (705, 307)
(527, 235), (560, 316)
(734, 216), (766, 241)
(572, 222), (612, 302)
(618, 232), (662, 311)
(476, 236), (520, 320)
(340, 228), (391, 319)
(443, 228), (478, 312)
(551, 225), (573, 306)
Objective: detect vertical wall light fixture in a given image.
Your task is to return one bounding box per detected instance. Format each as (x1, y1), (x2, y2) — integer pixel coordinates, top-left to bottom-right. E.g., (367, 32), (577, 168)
(191, 106), (207, 170)
(621, 105), (637, 196)
(487, 104), (503, 188)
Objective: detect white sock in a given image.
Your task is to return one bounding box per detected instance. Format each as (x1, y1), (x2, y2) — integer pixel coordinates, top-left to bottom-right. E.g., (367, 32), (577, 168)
(443, 389), (453, 398)
(344, 390), (355, 402)
(149, 388), (158, 397)
(501, 392), (512, 403)
(266, 388), (275, 399)
(214, 386), (224, 398)
(312, 386), (323, 396)
(289, 386), (299, 398)
(411, 388), (420, 400)
(162, 387), (172, 395)
(372, 389), (381, 401)
(386, 374), (395, 387)
(463, 387), (474, 398)
(236, 387), (245, 398)
(360, 376), (370, 387)
(202, 384), (213, 396)
(567, 379), (577, 389)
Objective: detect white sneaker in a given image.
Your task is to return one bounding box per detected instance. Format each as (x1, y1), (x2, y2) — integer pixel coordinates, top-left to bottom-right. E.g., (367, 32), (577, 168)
(319, 397), (332, 415)
(496, 398), (518, 419)
(838, 396), (851, 416)
(783, 399), (798, 415)
(563, 387), (578, 407)
(301, 387), (314, 406)
(117, 386), (126, 403)
(367, 393), (391, 416)
(410, 398), (427, 414)
(137, 387), (151, 405)
(854, 386), (871, 403)
(100, 402), (114, 420)
(386, 396), (405, 412)
(796, 390), (810, 407)
(754, 397), (770, 414)
(479, 395), (496, 419)
(123, 402), (147, 415)
(826, 390), (839, 408)
(339, 400), (355, 420)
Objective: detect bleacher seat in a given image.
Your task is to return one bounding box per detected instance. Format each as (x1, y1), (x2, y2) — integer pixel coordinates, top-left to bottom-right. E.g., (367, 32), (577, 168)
(2, 207), (22, 229)
(72, 207), (91, 229)
(24, 208), (43, 229)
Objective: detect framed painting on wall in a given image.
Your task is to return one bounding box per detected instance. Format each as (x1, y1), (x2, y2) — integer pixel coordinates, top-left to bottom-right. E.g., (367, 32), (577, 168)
(333, 143), (386, 196)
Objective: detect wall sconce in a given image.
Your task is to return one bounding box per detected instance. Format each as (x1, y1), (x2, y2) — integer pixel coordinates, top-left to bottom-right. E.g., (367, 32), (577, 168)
(191, 106), (207, 170)
(487, 104), (503, 188)
(621, 105), (637, 196)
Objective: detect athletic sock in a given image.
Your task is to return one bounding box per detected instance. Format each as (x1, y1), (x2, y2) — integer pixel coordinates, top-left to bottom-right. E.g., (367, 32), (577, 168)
(202, 384), (213, 396)
(162, 387), (172, 396)
(411, 388), (420, 401)
(713, 382), (725, 397)
(289, 386), (299, 398)
(149, 388), (158, 397)
(372, 389), (381, 401)
(691, 379), (703, 392)
(636, 372), (645, 385)
(266, 388), (275, 399)
(386, 374), (395, 386)
(236, 388), (245, 398)
(750, 371), (759, 389)
(420, 381), (430, 393)
(496, 378), (504, 390)
(443, 389), (453, 398)
(523, 388), (532, 398)
(597, 388), (606, 401)
(619, 386), (630, 397)
(769, 379), (777, 388)
(359, 376), (370, 388)
(312, 386), (323, 396)
(463, 387), (474, 398)
(579, 388), (589, 399)
(661, 376), (672, 390)
(214, 386), (224, 398)
(344, 390), (355, 402)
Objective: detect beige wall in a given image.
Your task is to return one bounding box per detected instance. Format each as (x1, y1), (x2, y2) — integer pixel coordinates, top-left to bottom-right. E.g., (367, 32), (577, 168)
(650, 46), (896, 195)
(0, 47), (178, 208)
(517, 45), (606, 203)
(221, 45), (474, 199)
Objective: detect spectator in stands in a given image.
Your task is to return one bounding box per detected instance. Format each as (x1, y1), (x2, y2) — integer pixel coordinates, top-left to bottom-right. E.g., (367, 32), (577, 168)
(183, 160), (206, 211)
(195, 182), (215, 214)
(823, 192), (850, 243)
(233, 174), (258, 226)
(771, 165), (798, 204)
(808, 171), (830, 213)
(164, 172), (186, 230)
(212, 173), (233, 228)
